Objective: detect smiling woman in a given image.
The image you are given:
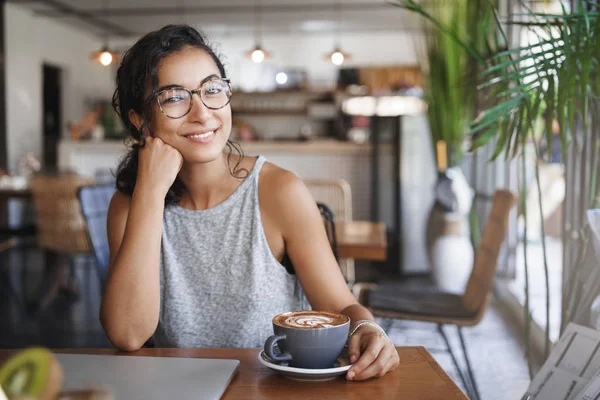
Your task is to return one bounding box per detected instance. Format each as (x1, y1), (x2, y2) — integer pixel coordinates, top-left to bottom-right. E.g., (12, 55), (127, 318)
(101, 24), (399, 381)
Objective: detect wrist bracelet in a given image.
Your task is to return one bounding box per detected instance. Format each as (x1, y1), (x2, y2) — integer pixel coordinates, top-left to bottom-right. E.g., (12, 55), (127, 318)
(348, 320), (389, 339)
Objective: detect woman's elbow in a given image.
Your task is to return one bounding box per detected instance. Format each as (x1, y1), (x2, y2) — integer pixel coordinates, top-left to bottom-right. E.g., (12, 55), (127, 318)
(102, 325), (146, 352)
(100, 312), (149, 352)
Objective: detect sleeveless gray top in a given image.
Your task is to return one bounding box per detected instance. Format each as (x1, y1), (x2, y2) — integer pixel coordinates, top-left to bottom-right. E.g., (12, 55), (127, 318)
(152, 156), (310, 348)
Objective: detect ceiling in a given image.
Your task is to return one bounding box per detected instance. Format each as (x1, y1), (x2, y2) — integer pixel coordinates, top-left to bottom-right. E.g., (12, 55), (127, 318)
(11, 0), (419, 40)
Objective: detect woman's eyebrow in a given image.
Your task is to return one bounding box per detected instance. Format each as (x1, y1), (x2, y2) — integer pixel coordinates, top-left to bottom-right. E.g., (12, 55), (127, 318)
(200, 74), (220, 86)
(156, 74), (220, 93)
(156, 83), (185, 92)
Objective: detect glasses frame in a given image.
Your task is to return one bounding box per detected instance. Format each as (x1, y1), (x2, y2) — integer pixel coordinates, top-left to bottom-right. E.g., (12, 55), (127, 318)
(154, 77), (232, 119)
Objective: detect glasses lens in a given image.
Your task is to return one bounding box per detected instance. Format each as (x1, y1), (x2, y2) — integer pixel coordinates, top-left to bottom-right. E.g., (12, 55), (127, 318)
(201, 79), (231, 109)
(157, 89), (191, 118)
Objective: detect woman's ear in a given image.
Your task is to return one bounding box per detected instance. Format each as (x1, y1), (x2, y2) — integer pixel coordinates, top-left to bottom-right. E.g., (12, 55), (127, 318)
(128, 110), (145, 135)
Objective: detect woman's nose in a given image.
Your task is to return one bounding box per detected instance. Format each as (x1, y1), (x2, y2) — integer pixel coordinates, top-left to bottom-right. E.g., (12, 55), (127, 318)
(188, 92), (211, 121)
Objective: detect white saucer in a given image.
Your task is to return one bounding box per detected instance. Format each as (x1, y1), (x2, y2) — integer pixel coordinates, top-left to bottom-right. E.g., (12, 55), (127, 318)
(258, 350), (352, 381)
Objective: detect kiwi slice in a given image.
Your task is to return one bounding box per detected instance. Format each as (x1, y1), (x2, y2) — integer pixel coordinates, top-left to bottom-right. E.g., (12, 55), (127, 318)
(0, 348), (63, 400)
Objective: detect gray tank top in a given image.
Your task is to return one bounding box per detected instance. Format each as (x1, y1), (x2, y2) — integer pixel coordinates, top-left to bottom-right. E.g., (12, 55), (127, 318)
(152, 156), (310, 348)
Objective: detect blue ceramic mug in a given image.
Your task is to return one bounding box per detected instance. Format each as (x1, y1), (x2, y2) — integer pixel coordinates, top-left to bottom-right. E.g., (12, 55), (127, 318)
(264, 311), (350, 369)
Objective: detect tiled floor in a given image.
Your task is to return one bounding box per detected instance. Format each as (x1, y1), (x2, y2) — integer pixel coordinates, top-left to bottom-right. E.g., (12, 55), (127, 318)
(1, 247), (531, 399)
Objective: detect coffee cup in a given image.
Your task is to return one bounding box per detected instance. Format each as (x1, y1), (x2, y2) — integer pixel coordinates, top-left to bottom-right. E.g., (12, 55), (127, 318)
(264, 310), (350, 369)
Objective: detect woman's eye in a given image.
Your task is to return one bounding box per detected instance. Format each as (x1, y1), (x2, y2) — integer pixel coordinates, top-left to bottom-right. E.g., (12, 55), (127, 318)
(203, 81), (225, 95)
(205, 86), (222, 95)
(164, 96), (184, 103)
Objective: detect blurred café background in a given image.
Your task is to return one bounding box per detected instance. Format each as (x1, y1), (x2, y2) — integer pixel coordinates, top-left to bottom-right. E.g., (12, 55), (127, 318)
(0, 1), (590, 399)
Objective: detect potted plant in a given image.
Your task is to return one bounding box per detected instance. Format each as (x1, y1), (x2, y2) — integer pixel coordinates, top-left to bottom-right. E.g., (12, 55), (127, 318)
(394, 0), (500, 293)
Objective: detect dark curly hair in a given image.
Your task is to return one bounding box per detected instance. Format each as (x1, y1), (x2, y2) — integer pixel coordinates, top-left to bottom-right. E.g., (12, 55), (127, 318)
(112, 24), (245, 205)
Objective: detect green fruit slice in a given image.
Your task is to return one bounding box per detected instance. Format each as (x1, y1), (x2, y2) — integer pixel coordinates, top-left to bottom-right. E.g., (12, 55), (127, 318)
(0, 348), (63, 400)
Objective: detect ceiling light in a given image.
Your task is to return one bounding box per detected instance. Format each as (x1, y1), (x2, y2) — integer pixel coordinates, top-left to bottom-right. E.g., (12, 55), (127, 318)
(325, 0), (351, 66)
(92, 46), (119, 67)
(248, 46), (269, 64)
(325, 48), (350, 66)
(246, 0), (271, 63)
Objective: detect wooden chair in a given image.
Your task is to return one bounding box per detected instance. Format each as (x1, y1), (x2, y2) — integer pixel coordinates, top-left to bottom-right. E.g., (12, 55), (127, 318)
(29, 174), (95, 309)
(304, 179), (355, 285)
(354, 189), (515, 400)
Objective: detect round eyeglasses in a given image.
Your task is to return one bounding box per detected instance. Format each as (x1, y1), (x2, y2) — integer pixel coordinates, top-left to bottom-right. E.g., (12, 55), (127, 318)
(155, 77), (232, 119)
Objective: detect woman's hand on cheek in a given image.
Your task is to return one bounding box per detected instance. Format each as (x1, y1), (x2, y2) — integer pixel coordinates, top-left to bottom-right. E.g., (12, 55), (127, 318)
(345, 325), (399, 381)
(137, 136), (183, 196)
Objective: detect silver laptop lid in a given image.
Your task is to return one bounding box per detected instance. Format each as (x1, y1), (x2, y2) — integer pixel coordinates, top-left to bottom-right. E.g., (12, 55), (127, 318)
(55, 354), (239, 400)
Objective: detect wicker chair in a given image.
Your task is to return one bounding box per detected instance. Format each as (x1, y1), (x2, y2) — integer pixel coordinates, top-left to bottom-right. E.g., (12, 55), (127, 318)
(29, 174), (95, 309)
(354, 190), (515, 400)
(304, 179), (355, 285)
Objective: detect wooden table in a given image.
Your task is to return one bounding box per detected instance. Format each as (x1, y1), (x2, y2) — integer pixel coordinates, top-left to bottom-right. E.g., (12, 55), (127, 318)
(336, 221), (387, 261)
(0, 347), (467, 399)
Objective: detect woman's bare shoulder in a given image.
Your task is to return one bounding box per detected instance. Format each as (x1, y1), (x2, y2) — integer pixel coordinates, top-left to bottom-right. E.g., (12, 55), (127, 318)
(259, 162), (304, 197)
(258, 161), (315, 217)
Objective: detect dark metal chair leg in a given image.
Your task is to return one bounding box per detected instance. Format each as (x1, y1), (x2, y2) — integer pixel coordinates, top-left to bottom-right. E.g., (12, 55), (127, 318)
(458, 326), (480, 400)
(437, 324), (473, 399)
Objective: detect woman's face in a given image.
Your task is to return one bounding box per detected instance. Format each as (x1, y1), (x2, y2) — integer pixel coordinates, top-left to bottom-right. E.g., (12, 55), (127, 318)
(147, 46), (232, 164)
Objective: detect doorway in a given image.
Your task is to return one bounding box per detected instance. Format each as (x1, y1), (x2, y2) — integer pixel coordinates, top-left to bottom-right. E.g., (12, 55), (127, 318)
(43, 64), (62, 168)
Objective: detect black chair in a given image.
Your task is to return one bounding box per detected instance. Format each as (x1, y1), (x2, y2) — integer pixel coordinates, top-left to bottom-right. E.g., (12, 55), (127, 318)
(317, 202), (339, 263)
(78, 184), (115, 289)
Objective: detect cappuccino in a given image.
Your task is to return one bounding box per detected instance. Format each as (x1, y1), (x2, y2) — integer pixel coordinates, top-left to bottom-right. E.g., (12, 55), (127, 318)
(273, 311), (349, 329)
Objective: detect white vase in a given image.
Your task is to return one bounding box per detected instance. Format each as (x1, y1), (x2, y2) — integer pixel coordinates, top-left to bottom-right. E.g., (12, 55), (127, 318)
(429, 213), (474, 293)
(426, 167), (474, 294)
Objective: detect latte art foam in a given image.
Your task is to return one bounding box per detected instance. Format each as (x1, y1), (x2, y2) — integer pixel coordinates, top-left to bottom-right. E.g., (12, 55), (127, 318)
(273, 311), (349, 329)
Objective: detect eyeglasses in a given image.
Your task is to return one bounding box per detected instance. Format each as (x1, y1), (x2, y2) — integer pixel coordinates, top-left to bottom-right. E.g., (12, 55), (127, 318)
(155, 77), (232, 119)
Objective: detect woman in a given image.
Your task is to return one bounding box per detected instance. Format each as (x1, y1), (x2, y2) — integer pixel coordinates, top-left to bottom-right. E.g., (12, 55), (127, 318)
(101, 24), (399, 381)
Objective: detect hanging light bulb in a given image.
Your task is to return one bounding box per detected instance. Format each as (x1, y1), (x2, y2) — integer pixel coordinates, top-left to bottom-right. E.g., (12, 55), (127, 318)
(92, 46), (119, 67)
(325, 48), (350, 66)
(330, 50), (344, 66)
(251, 47), (266, 63)
(246, 0), (271, 63)
(99, 51), (113, 66)
(325, 0), (350, 66)
(92, 0), (118, 67)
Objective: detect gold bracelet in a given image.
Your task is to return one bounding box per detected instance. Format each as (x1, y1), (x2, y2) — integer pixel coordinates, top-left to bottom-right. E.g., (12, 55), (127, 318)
(348, 320), (389, 339)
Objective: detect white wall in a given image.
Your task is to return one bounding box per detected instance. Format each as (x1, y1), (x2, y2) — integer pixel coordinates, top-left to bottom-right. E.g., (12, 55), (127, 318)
(4, 3), (114, 172)
(113, 30), (422, 92)
(211, 31), (421, 91)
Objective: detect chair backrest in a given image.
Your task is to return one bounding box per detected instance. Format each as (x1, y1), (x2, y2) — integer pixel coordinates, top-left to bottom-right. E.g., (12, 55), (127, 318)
(305, 179), (354, 283)
(29, 174), (95, 254)
(304, 180), (352, 222)
(317, 202), (339, 262)
(463, 190), (516, 314)
(78, 184), (115, 287)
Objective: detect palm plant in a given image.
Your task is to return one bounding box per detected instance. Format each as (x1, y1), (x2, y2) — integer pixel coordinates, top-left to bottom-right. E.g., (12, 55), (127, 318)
(391, 0), (600, 377)
(405, 0), (498, 168)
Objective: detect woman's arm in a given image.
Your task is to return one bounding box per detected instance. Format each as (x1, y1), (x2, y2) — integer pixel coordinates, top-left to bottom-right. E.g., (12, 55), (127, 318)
(100, 187), (165, 351)
(100, 137), (182, 351)
(260, 166), (399, 380)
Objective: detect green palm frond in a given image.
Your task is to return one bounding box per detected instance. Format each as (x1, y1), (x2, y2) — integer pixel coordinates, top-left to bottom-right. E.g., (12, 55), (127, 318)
(391, 0), (600, 162)
(390, 0), (501, 167)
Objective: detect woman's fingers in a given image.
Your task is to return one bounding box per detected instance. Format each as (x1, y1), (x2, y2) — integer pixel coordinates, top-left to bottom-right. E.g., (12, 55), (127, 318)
(350, 343), (394, 381)
(346, 337), (384, 380)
